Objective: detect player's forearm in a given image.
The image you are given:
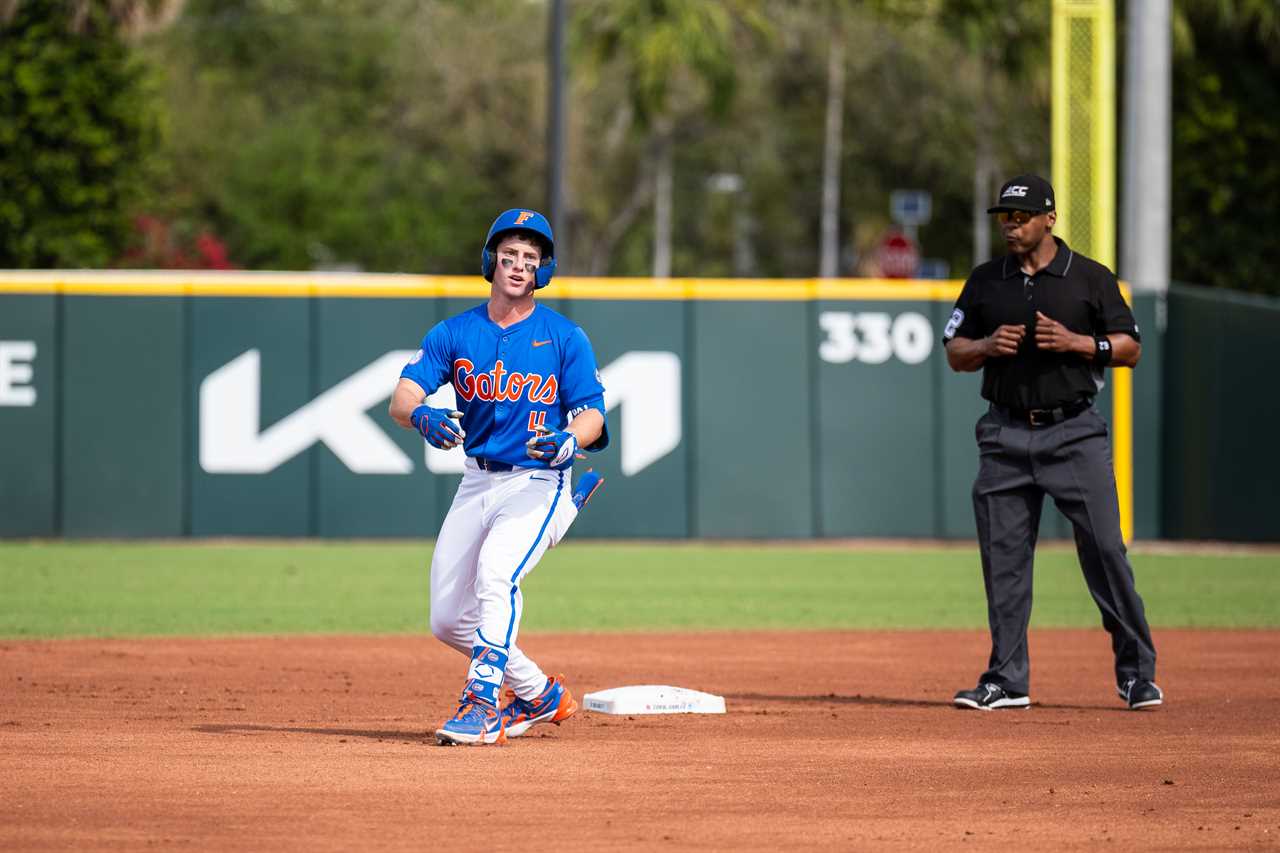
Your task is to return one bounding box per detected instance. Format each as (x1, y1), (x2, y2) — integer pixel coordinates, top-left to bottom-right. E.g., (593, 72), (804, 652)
(945, 337), (988, 372)
(566, 408), (604, 448)
(388, 379), (427, 429)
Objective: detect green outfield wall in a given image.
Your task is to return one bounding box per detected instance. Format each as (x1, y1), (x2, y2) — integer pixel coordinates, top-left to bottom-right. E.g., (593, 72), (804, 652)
(0, 272), (1195, 540)
(1161, 284), (1280, 542)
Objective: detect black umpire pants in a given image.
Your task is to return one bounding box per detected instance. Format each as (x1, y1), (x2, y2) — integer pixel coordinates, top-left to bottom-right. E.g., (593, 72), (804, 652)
(971, 404), (1157, 695)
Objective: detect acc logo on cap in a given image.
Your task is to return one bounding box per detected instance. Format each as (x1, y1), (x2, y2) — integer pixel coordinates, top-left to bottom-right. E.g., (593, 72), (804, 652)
(514, 211), (535, 225)
(1002, 185), (1029, 198)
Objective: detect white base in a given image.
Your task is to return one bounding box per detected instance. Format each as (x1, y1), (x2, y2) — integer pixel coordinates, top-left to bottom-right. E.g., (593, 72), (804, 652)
(582, 685), (726, 715)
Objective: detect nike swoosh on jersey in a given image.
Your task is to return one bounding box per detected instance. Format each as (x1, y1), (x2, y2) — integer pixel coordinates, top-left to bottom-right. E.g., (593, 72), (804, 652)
(532, 339), (552, 347)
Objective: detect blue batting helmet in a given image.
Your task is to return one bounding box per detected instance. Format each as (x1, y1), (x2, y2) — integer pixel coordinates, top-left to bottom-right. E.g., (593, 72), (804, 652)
(480, 209), (556, 289)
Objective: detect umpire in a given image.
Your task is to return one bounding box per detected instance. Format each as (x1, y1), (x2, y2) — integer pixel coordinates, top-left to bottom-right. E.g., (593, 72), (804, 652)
(943, 174), (1162, 712)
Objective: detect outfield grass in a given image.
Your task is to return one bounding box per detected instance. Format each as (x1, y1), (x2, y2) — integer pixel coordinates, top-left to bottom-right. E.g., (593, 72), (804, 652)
(0, 541), (1276, 639)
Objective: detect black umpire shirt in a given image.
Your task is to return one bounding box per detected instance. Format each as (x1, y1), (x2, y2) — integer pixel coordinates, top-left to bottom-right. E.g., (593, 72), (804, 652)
(942, 237), (1140, 410)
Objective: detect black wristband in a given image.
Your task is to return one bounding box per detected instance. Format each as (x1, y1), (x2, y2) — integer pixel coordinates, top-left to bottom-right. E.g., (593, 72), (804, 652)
(1093, 335), (1114, 366)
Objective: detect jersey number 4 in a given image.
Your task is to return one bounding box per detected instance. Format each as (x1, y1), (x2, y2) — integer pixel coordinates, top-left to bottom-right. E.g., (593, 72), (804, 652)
(527, 411), (547, 432)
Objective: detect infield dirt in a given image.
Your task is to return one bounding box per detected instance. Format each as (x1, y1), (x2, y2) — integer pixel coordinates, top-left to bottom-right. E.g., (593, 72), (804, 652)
(2, 629), (1277, 850)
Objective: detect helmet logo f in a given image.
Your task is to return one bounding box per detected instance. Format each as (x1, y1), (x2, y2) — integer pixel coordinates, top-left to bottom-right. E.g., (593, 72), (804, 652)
(514, 211), (535, 225)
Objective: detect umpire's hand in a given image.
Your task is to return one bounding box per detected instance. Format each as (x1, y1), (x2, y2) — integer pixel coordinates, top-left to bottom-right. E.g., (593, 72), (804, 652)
(985, 324), (1026, 357)
(1033, 311), (1087, 353)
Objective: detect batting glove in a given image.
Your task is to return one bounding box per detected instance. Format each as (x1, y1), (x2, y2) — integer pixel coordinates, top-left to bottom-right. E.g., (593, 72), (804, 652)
(572, 470), (604, 510)
(525, 425), (577, 470)
(410, 405), (465, 450)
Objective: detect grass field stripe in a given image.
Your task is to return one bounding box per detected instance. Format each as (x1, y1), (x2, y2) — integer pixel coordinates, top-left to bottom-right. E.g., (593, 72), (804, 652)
(3, 542), (1277, 637)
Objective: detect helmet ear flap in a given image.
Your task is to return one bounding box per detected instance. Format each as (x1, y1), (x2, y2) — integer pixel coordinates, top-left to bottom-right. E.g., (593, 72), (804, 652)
(481, 247), (497, 282)
(534, 257), (557, 289)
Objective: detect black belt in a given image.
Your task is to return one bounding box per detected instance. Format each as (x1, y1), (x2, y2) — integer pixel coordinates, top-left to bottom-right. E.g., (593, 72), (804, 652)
(995, 398), (1092, 428)
(473, 457), (514, 472)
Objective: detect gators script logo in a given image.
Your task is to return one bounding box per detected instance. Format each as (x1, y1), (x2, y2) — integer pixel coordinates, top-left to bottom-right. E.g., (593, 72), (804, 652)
(453, 358), (558, 403)
(514, 211), (535, 225)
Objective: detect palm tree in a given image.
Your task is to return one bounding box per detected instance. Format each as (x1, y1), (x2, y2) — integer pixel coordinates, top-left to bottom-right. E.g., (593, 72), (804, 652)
(576, 0), (768, 277)
(909, 2), (1047, 267)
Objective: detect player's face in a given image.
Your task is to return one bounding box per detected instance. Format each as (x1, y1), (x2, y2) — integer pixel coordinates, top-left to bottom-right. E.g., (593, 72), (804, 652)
(492, 236), (543, 298)
(998, 209), (1055, 254)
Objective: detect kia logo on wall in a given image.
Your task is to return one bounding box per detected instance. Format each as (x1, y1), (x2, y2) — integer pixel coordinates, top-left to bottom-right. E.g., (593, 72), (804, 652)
(199, 350), (682, 477)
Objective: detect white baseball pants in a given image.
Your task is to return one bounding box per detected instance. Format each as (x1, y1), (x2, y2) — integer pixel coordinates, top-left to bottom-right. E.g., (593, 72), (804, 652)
(429, 459), (577, 700)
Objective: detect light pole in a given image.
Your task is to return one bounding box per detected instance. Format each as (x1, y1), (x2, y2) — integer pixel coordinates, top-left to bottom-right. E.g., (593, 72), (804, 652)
(1120, 0), (1170, 294)
(547, 0), (568, 264)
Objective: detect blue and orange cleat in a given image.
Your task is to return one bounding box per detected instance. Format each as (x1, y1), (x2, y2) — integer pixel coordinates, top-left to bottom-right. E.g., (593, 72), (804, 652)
(499, 674), (579, 738)
(435, 694), (506, 746)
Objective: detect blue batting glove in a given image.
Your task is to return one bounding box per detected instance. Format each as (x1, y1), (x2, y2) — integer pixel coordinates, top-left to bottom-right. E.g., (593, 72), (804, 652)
(525, 425), (577, 470)
(572, 470), (604, 510)
(410, 405), (465, 450)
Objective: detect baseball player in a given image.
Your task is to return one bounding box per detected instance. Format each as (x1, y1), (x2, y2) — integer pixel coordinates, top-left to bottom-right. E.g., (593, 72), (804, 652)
(388, 209), (608, 745)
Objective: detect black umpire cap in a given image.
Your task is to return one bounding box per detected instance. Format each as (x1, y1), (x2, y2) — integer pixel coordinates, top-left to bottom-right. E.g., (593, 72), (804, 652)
(987, 174), (1056, 214)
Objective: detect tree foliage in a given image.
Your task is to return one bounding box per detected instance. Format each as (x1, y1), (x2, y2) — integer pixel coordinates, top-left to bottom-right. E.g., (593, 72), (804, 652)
(569, 0), (770, 275)
(576, 0), (768, 129)
(135, 0), (565, 273)
(1167, 0), (1280, 294)
(4, 0), (1276, 294)
(0, 0), (159, 267)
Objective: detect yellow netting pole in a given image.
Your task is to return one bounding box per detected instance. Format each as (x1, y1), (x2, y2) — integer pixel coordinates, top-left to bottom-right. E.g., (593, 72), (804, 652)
(1053, 0), (1130, 541)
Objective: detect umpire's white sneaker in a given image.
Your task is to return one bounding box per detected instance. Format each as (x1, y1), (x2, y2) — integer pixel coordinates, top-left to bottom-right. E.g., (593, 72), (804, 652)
(954, 682), (1031, 710)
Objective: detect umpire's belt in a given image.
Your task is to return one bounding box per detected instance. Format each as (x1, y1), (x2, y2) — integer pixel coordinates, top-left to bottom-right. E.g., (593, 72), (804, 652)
(473, 457), (515, 473)
(995, 397), (1092, 428)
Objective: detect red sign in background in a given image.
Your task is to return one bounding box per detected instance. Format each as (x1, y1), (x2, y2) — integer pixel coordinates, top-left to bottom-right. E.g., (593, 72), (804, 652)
(876, 230), (920, 278)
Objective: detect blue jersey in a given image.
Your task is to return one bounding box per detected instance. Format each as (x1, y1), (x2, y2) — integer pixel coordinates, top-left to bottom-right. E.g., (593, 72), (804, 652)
(400, 303), (609, 467)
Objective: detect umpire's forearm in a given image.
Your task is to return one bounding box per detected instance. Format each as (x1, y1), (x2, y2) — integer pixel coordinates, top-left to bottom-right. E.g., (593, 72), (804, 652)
(1107, 334), (1141, 368)
(945, 337), (988, 372)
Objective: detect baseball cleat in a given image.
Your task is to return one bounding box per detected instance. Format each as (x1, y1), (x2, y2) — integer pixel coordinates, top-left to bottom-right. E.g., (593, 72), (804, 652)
(435, 695), (507, 746)
(499, 674), (579, 738)
(1118, 678), (1163, 710)
(953, 682), (1031, 710)
(572, 470), (604, 510)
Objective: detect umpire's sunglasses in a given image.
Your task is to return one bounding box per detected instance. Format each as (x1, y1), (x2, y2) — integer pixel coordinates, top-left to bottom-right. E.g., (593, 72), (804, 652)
(995, 210), (1044, 226)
